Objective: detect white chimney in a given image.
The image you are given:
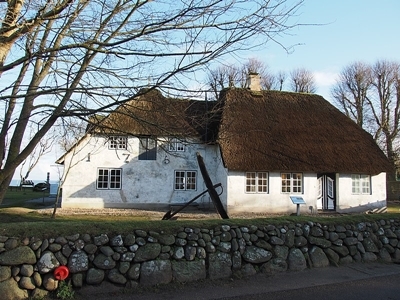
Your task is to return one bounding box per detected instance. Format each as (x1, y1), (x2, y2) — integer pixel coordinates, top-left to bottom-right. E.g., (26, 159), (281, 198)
(246, 73), (261, 92)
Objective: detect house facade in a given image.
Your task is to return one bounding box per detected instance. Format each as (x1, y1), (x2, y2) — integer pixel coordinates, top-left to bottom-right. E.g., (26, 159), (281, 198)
(58, 134), (226, 209)
(58, 82), (391, 215)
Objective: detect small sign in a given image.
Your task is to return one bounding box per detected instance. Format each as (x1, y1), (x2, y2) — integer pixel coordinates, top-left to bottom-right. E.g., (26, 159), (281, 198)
(290, 196), (306, 205)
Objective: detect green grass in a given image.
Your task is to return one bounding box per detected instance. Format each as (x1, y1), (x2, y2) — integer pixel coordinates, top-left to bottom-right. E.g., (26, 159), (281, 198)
(3, 187), (49, 208)
(2, 188), (400, 239)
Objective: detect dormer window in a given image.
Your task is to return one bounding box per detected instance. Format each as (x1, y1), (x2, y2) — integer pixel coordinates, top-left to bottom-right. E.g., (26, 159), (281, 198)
(169, 138), (185, 152)
(109, 136), (127, 150)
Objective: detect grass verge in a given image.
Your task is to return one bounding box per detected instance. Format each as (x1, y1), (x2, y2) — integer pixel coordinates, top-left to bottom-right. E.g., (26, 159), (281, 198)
(2, 188), (400, 239)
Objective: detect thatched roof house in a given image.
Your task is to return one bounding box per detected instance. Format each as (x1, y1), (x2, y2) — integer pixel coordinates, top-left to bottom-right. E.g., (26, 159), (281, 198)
(217, 88), (391, 175)
(57, 82), (390, 214)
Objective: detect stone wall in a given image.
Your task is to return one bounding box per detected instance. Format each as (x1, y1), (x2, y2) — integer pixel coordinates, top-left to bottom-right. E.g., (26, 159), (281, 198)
(1, 218), (400, 299)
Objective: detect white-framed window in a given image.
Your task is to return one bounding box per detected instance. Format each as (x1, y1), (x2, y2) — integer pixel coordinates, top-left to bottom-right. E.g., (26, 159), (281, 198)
(168, 138), (185, 152)
(139, 137), (157, 160)
(97, 168), (122, 189)
(109, 136), (127, 150)
(352, 174), (370, 194)
(175, 171), (197, 190)
(246, 172), (268, 193)
(281, 173), (303, 193)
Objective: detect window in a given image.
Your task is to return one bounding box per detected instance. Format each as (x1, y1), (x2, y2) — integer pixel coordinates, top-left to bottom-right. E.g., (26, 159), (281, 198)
(97, 168), (122, 189)
(169, 138), (185, 152)
(139, 137), (157, 160)
(352, 174), (370, 194)
(246, 172), (268, 193)
(175, 171), (197, 190)
(281, 173), (303, 193)
(109, 136), (127, 150)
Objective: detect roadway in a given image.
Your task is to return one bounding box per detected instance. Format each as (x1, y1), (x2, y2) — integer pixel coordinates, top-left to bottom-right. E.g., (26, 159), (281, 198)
(75, 262), (400, 300)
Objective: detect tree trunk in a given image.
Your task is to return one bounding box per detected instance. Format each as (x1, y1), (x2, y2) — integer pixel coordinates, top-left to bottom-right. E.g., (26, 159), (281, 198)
(0, 174), (13, 204)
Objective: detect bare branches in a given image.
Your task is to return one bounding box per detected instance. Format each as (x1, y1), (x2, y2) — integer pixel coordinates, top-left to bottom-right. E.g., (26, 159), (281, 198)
(0, 0), (305, 203)
(289, 67), (316, 93)
(331, 62), (372, 127)
(331, 60), (400, 170)
(206, 58), (282, 99)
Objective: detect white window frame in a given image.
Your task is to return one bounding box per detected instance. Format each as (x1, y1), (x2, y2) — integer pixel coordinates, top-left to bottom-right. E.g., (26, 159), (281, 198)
(109, 136), (127, 150)
(351, 174), (370, 194)
(246, 172), (268, 193)
(97, 168), (122, 190)
(281, 173), (303, 194)
(174, 170), (197, 191)
(169, 138), (185, 152)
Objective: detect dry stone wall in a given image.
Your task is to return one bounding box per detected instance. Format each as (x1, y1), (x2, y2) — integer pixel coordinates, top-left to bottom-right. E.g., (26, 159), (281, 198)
(1, 218), (400, 299)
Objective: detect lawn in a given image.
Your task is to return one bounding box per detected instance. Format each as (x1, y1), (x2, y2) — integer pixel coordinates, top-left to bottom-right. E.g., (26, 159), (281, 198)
(1, 188), (400, 239)
(2, 186), (50, 208)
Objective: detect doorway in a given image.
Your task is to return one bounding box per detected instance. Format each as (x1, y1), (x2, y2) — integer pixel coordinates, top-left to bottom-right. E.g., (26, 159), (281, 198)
(317, 173), (336, 211)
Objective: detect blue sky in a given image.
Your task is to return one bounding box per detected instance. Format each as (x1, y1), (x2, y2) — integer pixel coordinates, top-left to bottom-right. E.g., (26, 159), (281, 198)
(14, 0), (400, 182)
(253, 0), (400, 99)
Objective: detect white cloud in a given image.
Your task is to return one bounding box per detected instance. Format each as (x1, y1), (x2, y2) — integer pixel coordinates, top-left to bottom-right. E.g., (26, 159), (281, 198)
(313, 71), (338, 88)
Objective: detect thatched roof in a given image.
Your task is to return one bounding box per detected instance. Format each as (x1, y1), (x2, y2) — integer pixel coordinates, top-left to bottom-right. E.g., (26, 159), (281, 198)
(217, 88), (391, 174)
(87, 87), (390, 175)
(95, 89), (219, 142)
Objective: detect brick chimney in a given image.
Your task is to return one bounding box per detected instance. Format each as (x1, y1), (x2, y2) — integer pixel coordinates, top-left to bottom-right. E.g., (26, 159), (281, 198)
(245, 72), (261, 92)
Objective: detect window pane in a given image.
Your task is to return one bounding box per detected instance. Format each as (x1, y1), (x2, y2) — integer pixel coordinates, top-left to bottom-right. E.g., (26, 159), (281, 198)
(97, 169), (109, 189)
(361, 175), (370, 194)
(110, 169), (121, 189)
(292, 173), (302, 193)
(169, 140), (176, 151)
(352, 174), (360, 194)
(257, 172), (268, 193)
(327, 178), (334, 198)
(175, 171), (185, 190)
(186, 171), (196, 190)
(176, 142), (185, 151)
(246, 172), (256, 192)
(281, 173), (291, 193)
(109, 136), (127, 149)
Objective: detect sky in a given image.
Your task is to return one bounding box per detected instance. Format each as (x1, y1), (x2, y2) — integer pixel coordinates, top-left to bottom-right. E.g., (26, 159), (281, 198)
(258, 0), (400, 99)
(13, 0), (400, 183)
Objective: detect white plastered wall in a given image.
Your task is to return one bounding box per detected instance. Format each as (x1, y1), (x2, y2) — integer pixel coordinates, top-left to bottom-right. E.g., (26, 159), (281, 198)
(60, 135), (227, 209)
(225, 171), (319, 215)
(335, 172), (387, 213)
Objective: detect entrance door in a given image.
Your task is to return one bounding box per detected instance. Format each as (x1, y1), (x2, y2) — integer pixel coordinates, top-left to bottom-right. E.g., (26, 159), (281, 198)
(317, 173), (336, 210)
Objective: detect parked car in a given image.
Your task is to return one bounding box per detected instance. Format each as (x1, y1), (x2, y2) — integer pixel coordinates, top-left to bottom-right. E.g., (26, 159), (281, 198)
(33, 182), (50, 192)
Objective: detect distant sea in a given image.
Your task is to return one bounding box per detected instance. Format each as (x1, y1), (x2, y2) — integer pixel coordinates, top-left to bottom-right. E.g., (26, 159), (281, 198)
(9, 179), (60, 187)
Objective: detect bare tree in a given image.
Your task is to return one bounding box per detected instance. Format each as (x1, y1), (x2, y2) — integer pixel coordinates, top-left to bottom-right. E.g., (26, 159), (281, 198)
(331, 62), (372, 128)
(277, 71), (286, 91)
(240, 58), (279, 90)
(367, 60), (400, 168)
(289, 68), (316, 93)
(0, 0), (305, 204)
(207, 65), (240, 100)
(331, 60), (400, 174)
(207, 58), (280, 98)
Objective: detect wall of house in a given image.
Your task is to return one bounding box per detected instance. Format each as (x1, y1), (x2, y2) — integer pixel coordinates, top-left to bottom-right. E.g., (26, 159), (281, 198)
(225, 172), (319, 215)
(225, 171), (387, 215)
(60, 137), (387, 215)
(60, 135), (227, 210)
(336, 173), (387, 213)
